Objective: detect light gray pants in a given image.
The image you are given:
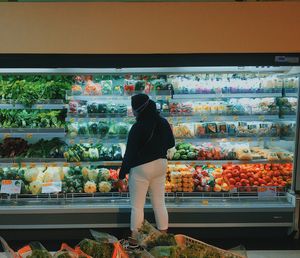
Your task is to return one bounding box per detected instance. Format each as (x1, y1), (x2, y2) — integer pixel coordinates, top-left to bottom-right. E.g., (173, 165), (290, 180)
(129, 158), (168, 233)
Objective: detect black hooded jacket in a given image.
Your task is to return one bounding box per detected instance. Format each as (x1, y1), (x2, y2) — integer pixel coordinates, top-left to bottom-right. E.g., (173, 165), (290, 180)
(119, 100), (175, 179)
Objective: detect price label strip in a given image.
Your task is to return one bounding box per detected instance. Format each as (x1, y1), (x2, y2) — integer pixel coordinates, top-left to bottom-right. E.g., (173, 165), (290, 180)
(42, 181), (62, 194)
(1, 180), (22, 194)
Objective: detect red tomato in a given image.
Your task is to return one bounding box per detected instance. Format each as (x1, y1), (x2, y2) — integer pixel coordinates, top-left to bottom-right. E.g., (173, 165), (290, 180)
(226, 173), (233, 179)
(240, 173), (247, 179)
(235, 177), (241, 182)
(229, 178), (236, 185)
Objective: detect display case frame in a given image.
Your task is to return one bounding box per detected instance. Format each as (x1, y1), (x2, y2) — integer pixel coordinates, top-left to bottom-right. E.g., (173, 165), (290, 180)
(0, 53), (299, 234)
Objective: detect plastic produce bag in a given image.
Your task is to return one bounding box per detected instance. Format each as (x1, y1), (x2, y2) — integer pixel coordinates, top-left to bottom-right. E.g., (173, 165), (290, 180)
(53, 243), (91, 258)
(0, 236), (17, 258)
(149, 246), (180, 258)
(17, 242), (51, 258)
(77, 238), (114, 258)
(90, 230), (118, 244)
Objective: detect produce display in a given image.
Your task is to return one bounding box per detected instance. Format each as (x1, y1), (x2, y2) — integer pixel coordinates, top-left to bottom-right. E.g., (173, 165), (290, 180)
(0, 165), (127, 195)
(0, 75), (72, 106)
(168, 73), (298, 94)
(222, 163), (292, 190)
(63, 143), (124, 162)
(0, 72), (297, 198)
(0, 138), (67, 159)
(0, 110), (65, 129)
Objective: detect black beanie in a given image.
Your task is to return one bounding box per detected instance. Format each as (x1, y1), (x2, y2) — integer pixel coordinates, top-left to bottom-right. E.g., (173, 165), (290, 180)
(131, 93), (149, 111)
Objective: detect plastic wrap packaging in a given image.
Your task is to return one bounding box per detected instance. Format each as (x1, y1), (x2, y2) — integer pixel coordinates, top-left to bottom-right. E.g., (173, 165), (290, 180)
(0, 236), (17, 258)
(234, 143), (252, 160)
(68, 123), (79, 138)
(17, 242), (51, 258)
(194, 123), (206, 137)
(54, 243), (91, 258)
(172, 123), (195, 138)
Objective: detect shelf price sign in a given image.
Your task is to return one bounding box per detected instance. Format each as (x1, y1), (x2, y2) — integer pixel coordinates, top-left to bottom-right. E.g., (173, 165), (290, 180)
(1, 180), (22, 194)
(3, 133), (11, 139)
(26, 133), (33, 139)
(42, 181), (62, 194)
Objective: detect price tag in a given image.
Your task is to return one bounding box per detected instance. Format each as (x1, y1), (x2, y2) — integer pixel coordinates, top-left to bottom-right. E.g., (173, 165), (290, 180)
(78, 118), (83, 123)
(21, 163), (27, 168)
(26, 133), (33, 139)
(168, 117), (174, 124)
(201, 200), (209, 205)
(202, 116), (208, 121)
(258, 187), (276, 198)
(79, 139), (84, 144)
(75, 162), (82, 166)
(258, 115), (265, 121)
(29, 163), (36, 168)
(50, 163), (58, 167)
(233, 116), (239, 121)
(1, 180), (22, 194)
(186, 116), (191, 123)
(91, 118), (97, 122)
(69, 139), (75, 145)
(69, 118), (75, 123)
(271, 137), (277, 142)
(36, 104), (44, 110)
(215, 116), (221, 121)
(42, 181), (62, 194)
(3, 133), (11, 139)
(258, 137), (264, 142)
(177, 117), (183, 123)
(248, 138), (253, 142)
(12, 163), (18, 168)
(230, 188), (238, 193)
(230, 138), (235, 142)
(88, 138), (94, 144)
(63, 162), (69, 167)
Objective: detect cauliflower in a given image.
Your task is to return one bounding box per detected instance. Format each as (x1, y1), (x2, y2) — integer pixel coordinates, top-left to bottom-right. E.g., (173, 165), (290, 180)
(24, 168), (40, 182)
(43, 167), (62, 182)
(88, 169), (98, 181)
(36, 172), (44, 182)
(82, 167), (90, 180)
(29, 180), (43, 195)
(84, 181), (97, 193)
(98, 168), (110, 181)
(98, 181), (112, 193)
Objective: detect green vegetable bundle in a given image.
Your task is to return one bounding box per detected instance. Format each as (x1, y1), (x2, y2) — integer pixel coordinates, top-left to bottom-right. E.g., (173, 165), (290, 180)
(0, 110), (65, 128)
(0, 75), (72, 107)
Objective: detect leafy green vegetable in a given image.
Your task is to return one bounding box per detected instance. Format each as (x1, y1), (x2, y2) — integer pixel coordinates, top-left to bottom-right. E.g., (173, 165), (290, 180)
(0, 110), (65, 128)
(0, 75), (72, 107)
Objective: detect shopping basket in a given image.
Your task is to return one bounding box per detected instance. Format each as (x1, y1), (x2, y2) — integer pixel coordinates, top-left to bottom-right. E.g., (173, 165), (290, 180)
(175, 234), (246, 258)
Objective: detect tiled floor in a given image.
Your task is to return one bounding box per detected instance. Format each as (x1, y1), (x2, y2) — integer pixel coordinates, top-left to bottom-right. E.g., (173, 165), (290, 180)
(247, 250), (300, 258)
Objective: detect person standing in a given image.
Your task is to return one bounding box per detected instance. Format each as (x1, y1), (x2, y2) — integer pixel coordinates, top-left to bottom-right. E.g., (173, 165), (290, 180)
(119, 93), (175, 239)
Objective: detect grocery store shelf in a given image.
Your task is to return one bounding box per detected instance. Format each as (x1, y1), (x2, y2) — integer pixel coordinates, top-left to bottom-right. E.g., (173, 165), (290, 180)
(0, 158), (292, 168)
(165, 114), (281, 122)
(173, 93), (283, 99)
(0, 128), (66, 139)
(0, 100), (66, 110)
(0, 158), (67, 168)
(66, 137), (127, 145)
(168, 159), (291, 165)
(66, 113), (297, 123)
(176, 136), (281, 144)
(66, 115), (134, 123)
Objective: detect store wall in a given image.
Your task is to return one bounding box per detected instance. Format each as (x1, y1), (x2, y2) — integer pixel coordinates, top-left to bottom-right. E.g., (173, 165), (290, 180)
(0, 2), (299, 53)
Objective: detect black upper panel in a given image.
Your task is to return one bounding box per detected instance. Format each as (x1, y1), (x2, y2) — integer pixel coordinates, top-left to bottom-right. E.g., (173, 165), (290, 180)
(0, 53), (299, 68)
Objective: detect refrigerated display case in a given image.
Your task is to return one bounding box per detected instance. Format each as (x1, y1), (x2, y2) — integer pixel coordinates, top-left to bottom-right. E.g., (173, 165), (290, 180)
(0, 54), (299, 234)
